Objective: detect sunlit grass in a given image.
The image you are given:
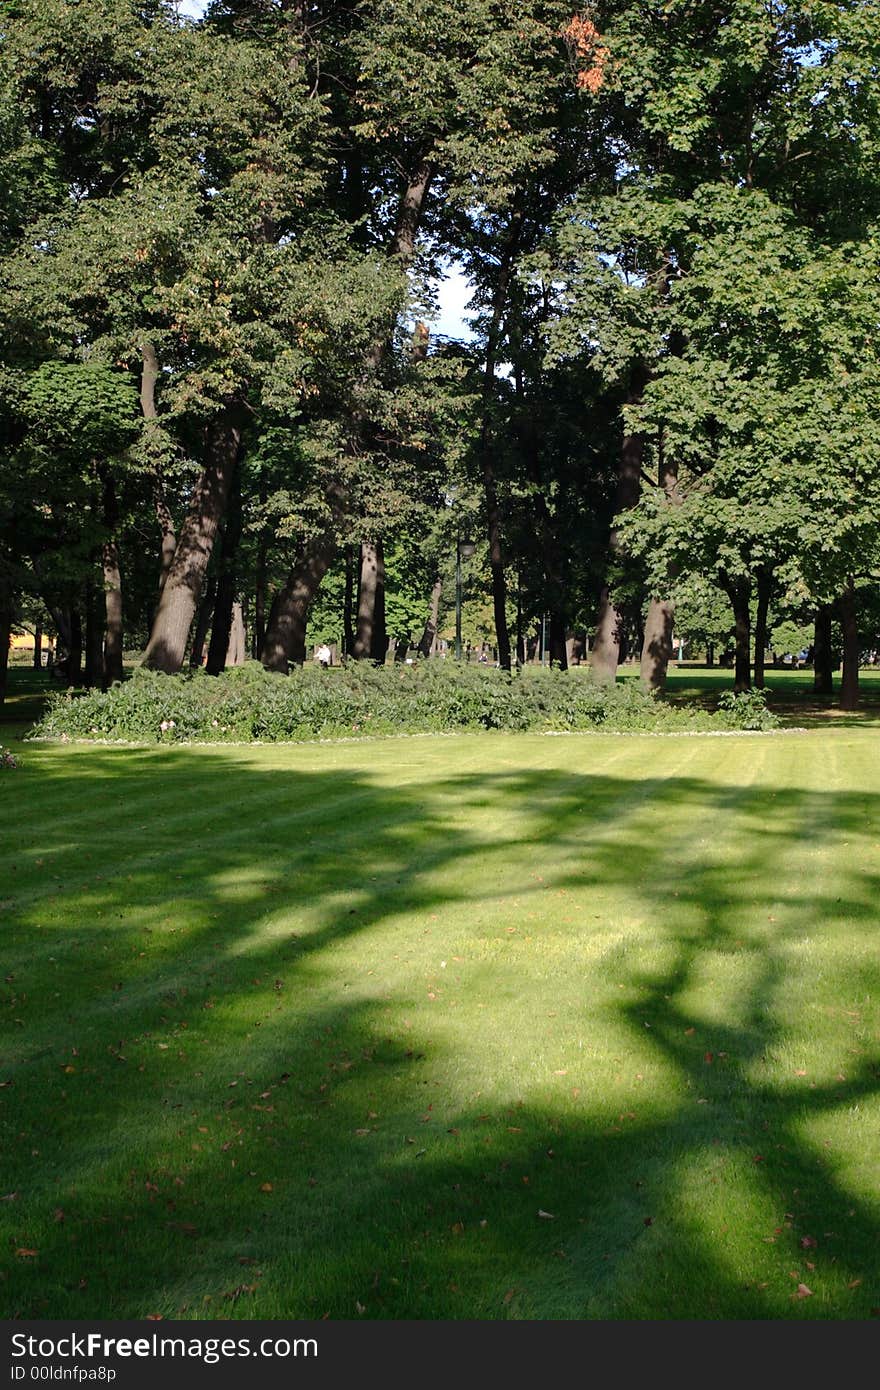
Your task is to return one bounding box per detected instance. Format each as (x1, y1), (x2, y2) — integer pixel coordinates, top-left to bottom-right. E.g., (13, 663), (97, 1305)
(1, 728), (878, 1319)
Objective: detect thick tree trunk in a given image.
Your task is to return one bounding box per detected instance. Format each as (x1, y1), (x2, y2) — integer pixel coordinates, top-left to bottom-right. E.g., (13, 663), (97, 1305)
(142, 407), (244, 673)
(753, 572), (771, 689)
(352, 540), (387, 662)
(728, 580), (752, 692)
(813, 604), (833, 695)
(640, 599), (675, 691)
(225, 602), (246, 667)
(839, 580), (859, 711)
(102, 545), (124, 688)
(32, 622), (42, 670)
(189, 578), (215, 669)
(548, 608), (568, 669)
(101, 471), (123, 687)
(262, 534), (338, 671)
(591, 364), (647, 682)
(418, 576), (442, 658)
(206, 462), (243, 676)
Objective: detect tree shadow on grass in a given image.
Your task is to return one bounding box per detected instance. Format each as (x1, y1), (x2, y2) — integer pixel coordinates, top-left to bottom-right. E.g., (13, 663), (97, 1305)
(1, 743), (879, 1319)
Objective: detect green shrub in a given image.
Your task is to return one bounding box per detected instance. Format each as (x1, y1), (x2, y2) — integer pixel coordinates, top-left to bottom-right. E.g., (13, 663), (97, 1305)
(31, 660), (779, 744)
(716, 687), (780, 730)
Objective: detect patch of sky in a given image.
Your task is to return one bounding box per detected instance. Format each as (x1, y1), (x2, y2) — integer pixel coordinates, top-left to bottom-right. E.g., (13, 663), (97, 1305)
(425, 261), (476, 342)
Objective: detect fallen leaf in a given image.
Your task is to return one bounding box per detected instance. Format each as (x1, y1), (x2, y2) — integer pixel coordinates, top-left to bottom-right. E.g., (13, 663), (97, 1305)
(503, 1288), (517, 1304)
(848, 1279), (862, 1290)
(800, 1236), (817, 1249)
(537, 1210), (556, 1220)
(793, 1284), (812, 1299)
(451, 1222), (464, 1235)
(15, 1249), (37, 1258)
(260, 1182), (273, 1193)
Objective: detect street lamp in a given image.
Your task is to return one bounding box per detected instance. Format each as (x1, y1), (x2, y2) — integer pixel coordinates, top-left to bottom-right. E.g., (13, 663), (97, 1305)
(455, 535), (476, 661)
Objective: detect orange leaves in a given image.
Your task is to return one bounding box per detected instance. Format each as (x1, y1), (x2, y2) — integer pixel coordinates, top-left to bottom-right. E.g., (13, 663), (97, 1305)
(562, 14), (610, 94)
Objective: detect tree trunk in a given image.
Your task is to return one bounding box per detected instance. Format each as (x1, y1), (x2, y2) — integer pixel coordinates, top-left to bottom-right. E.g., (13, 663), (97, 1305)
(101, 471), (124, 687)
(753, 572), (771, 689)
(225, 601), (246, 667)
(142, 407), (244, 673)
(813, 604), (833, 695)
(140, 342), (177, 594)
(32, 622), (42, 670)
(206, 461), (243, 676)
(477, 204), (526, 675)
(728, 580), (752, 692)
(0, 586), (11, 705)
(640, 599), (675, 691)
(548, 608), (568, 669)
(343, 545), (355, 658)
(639, 448), (680, 691)
(189, 578), (215, 669)
(84, 582), (104, 689)
(259, 161), (437, 665)
(839, 580), (859, 711)
(515, 577), (525, 667)
(418, 576), (442, 658)
(590, 363), (647, 683)
(352, 540), (387, 662)
(66, 608), (83, 687)
(252, 544), (268, 661)
(262, 534), (338, 671)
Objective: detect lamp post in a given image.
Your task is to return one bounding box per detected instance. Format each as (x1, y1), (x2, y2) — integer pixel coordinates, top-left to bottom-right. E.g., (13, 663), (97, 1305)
(455, 536), (476, 661)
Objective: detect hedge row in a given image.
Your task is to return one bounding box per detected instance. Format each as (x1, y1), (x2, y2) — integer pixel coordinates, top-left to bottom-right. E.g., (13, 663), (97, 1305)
(31, 661), (778, 744)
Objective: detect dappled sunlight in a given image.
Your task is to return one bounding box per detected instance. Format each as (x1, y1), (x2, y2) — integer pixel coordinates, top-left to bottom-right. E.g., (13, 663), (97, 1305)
(2, 731), (879, 1317)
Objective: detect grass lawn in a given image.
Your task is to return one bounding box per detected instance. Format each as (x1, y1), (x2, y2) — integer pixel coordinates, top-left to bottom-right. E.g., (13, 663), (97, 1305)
(2, 719), (879, 1320)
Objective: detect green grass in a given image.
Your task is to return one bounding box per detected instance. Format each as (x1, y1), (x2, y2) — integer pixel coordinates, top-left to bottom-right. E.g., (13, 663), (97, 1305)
(2, 722), (879, 1320)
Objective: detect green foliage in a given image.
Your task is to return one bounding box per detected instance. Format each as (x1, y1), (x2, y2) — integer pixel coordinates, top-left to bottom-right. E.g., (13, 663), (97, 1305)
(770, 620), (812, 659)
(31, 660), (771, 744)
(716, 688), (780, 731)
